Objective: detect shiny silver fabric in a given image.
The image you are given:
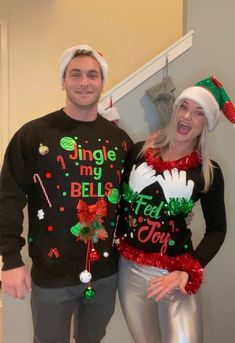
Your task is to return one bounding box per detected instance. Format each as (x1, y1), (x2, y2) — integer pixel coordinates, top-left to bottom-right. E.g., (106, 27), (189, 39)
(118, 257), (203, 343)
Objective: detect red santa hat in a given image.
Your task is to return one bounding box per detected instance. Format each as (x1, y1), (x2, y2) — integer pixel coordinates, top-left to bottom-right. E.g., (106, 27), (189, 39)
(59, 44), (108, 82)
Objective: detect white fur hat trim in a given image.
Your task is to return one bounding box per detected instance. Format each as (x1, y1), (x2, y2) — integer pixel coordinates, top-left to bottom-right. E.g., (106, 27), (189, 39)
(59, 44), (108, 82)
(98, 103), (120, 121)
(175, 86), (220, 131)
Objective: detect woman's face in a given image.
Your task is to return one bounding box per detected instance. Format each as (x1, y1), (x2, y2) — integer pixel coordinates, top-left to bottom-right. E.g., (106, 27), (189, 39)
(173, 99), (207, 146)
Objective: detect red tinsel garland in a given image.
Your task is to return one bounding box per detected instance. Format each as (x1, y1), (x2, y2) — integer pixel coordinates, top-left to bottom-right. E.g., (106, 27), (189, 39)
(144, 148), (201, 173)
(117, 240), (204, 294)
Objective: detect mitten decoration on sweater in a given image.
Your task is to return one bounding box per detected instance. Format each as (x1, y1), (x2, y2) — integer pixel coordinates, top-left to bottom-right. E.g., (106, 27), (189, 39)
(123, 162), (157, 202)
(156, 168), (194, 215)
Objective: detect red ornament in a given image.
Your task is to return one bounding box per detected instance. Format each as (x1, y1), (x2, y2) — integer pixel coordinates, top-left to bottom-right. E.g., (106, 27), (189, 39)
(45, 172), (52, 179)
(47, 225), (54, 232)
(223, 101), (235, 124)
(89, 249), (100, 262)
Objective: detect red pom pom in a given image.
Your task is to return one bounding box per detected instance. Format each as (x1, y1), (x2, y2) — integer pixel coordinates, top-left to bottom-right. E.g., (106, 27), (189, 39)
(223, 101), (235, 125)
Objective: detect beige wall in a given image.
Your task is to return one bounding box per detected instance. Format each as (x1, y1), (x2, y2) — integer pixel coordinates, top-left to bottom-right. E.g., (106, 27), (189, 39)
(1, 0), (183, 137)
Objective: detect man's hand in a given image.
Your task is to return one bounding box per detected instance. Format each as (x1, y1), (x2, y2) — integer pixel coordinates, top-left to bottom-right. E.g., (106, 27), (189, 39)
(2, 266), (32, 299)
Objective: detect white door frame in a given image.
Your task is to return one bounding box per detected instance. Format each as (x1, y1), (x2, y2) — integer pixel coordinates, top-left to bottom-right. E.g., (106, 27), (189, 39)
(0, 18), (8, 280)
(0, 18), (9, 166)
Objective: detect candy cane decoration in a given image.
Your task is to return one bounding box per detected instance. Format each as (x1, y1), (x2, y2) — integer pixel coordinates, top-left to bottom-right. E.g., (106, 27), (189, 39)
(57, 155), (66, 170)
(169, 219), (176, 233)
(117, 169), (121, 184)
(33, 173), (52, 207)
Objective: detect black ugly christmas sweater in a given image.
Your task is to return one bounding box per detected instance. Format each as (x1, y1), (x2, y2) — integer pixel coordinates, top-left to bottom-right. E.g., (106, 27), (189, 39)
(117, 142), (227, 293)
(0, 109), (133, 287)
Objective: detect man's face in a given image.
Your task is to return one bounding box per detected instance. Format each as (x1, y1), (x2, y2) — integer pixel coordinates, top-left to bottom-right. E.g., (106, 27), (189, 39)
(62, 55), (104, 111)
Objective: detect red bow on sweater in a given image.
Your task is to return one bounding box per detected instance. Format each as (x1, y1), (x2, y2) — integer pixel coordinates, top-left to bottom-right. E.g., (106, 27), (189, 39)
(77, 198), (107, 225)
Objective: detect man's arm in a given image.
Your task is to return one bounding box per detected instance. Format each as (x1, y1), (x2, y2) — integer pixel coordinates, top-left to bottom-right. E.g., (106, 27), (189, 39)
(0, 127), (33, 289)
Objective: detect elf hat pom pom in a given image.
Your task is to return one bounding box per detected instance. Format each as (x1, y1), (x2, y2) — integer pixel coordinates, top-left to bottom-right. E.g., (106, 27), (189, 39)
(175, 76), (235, 131)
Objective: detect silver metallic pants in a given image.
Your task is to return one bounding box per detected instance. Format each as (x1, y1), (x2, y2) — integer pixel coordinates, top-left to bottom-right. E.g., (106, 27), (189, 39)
(118, 257), (203, 343)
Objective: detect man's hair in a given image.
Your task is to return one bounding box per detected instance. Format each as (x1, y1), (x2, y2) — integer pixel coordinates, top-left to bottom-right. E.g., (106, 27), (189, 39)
(59, 44), (108, 83)
(68, 49), (104, 80)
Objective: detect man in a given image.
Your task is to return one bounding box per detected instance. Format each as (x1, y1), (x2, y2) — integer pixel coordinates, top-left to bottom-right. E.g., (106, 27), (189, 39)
(0, 44), (133, 343)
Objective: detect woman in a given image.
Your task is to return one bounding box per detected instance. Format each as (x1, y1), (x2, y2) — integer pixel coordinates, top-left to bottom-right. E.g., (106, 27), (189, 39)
(116, 76), (235, 343)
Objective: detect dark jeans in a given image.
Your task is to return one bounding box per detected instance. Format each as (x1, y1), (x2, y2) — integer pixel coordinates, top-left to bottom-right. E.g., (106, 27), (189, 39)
(31, 274), (117, 343)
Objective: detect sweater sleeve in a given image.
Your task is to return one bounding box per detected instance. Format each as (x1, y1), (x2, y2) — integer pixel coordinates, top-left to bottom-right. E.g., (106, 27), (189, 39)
(122, 141), (144, 182)
(116, 142), (144, 237)
(193, 162), (227, 267)
(0, 127), (34, 270)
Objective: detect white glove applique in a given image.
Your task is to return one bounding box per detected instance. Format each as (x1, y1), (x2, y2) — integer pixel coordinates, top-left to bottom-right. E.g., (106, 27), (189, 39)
(123, 162), (157, 203)
(129, 162), (158, 193)
(156, 168), (194, 215)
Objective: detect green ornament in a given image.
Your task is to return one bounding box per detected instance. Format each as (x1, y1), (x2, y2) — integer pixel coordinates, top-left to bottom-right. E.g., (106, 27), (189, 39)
(122, 183), (138, 203)
(60, 137), (77, 151)
(108, 188), (120, 204)
(70, 223), (82, 237)
(84, 287), (96, 299)
(81, 226), (90, 235)
(168, 239), (175, 246)
(166, 198), (194, 216)
(28, 237), (34, 243)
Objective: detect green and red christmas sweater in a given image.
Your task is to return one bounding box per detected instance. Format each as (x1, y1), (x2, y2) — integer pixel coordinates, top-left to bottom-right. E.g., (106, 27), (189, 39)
(0, 109), (133, 288)
(117, 142), (227, 294)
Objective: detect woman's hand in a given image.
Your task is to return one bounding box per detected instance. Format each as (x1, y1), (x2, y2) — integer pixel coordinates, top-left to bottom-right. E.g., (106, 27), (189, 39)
(185, 211), (194, 227)
(147, 270), (189, 301)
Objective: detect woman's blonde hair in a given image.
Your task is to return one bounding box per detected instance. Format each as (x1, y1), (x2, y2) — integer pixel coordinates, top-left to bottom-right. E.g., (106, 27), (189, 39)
(141, 100), (214, 192)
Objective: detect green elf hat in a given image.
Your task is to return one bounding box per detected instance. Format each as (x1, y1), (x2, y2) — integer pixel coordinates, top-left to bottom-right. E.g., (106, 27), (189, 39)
(175, 76), (235, 131)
